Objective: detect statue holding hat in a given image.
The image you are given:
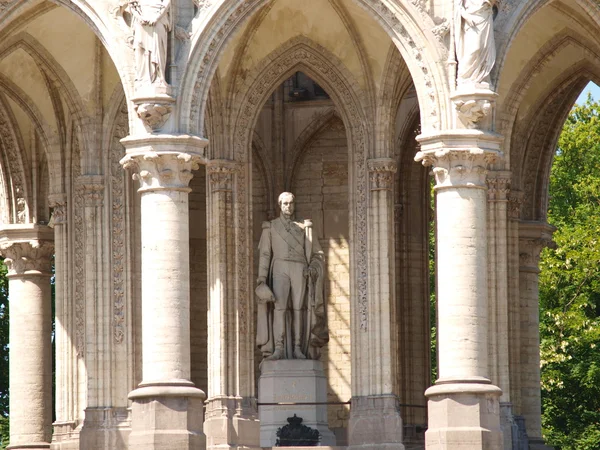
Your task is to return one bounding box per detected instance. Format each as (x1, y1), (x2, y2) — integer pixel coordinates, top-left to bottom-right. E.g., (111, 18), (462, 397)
(256, 192), (329, 361)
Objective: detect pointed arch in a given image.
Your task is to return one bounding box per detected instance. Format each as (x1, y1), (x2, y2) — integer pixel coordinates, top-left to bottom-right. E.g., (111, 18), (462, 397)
(180, 0), (449, 135)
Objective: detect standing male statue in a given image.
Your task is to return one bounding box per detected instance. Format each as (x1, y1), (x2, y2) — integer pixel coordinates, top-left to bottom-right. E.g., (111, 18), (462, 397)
(455, 0), (497, 87)
(256, 192), (329, 361)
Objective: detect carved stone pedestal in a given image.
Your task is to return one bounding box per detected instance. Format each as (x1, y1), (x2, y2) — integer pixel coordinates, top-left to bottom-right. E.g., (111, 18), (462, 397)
(258, 360), (335, 447)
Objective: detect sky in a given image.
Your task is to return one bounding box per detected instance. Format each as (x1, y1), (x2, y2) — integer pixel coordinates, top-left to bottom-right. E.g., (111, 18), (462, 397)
(576, 81), (600, 104)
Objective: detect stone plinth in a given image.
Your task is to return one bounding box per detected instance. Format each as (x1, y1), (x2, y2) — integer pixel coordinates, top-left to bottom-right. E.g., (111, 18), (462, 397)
(258, 360), (335, 447)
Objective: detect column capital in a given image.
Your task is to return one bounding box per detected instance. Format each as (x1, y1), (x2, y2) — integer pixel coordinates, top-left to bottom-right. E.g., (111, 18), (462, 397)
(487, 171), (511, 202)
(367, 158), (397, 191)
(207, 159), (242, 193)
(120, 134), (208, 193)
(415, 130), (503, 189)
(518, 221), (556, 273)
(48, 193), (67, 225)
(0, 225), (54, 276)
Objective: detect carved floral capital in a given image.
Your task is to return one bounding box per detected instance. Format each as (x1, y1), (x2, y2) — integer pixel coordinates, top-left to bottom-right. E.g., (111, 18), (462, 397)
(367, 158), (397, 191)
(121, 152), (202, 192)
(207, 160), (242, 193)
(48, 194), (67, 225)
(487, 172), (511, 202)
(416, 148), (499, 189)
(519, 222), (556, 272)
(0, 240), (54, 276)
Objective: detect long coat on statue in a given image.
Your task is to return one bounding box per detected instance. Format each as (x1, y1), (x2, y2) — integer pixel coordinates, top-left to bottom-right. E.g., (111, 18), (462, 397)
(255, 217), (329, 360)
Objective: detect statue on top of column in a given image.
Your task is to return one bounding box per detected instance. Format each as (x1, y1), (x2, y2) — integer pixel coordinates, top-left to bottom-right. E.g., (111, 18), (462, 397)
(256, 192), (329, 361)
(117, 0), (172, 88)
(455, 0), (497, 88)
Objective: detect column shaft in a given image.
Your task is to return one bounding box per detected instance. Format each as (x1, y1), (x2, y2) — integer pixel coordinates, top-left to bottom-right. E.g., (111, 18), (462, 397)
(0, 229), (54, 450)
(349, 159), (404, 450)
(204, 160), (259, 449)
(121, 135), (208, 450)
(416, 134), (503, 450)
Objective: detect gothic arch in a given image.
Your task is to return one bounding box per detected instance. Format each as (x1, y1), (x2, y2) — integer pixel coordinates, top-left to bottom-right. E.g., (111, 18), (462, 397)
(229, 38), (373, 390)
(180, 0), (449, 135)
(516, 65), (600, 221)
(498, 30), (600, 168)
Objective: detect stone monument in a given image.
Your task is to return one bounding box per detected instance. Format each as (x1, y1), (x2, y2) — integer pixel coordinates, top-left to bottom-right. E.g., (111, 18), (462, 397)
(256, 192), (335, 447)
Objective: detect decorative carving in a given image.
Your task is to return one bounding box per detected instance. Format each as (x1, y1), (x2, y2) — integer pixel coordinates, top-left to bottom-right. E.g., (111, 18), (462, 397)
(508, 190), (523, 220)
(48, 195), (67, 226)
(121, 152), (201, 192)
(207, 160), (240, 192)
(415, 149), (499, 188)
(487, 174), (510, 201)
(135, 100), (174, 131)
(232, 40), (370, 330)
(111, 102), (129, 345)
(80, 176), (105, 207)
(72, 133), (85, 357)
(0, 0), (17, 11)
(0, 240), (53, 276)
(275, 415), (320, 447)
(432, 20), (450, 39)
(519, 238), (553, 271)
(454, 98), (492, 128)
(455, 0), (498, 88)
(0, 103), (27, 224)
(368, 159), (397, 191)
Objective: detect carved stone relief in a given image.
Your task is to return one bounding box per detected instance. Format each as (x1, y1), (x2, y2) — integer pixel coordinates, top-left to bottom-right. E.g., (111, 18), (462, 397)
(0, 240), (54, 276)
(72, 132), (85, 357)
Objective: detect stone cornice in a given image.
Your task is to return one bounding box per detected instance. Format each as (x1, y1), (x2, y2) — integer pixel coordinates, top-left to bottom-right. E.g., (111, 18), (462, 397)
(0, 225), (54, 276)
(367, 158), (397, 191)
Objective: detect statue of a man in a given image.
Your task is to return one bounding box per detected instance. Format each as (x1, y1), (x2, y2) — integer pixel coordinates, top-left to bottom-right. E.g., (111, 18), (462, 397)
(455, 0), (497, 87)
(125, 0), (171, 87)
(256, 192), (328, 361)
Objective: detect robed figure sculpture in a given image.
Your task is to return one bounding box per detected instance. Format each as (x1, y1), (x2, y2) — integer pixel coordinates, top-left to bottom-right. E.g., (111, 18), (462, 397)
(256, 192), (329, 361)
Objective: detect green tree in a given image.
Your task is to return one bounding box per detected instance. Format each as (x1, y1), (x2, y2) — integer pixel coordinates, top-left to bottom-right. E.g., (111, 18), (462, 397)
(539, 96), (600, 449)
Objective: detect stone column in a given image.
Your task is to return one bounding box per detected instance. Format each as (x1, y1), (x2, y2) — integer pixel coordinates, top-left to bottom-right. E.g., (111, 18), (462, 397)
(204, 159), (259, 449)
(120, 134), (208, 450)
(416, 132), (503, 450)
(0, 225), (54, 450)
(349, 158), (404, 450)
(518, 222), (554, 450)
(487, 173), (516, 450)
(48, 195), (77, 444)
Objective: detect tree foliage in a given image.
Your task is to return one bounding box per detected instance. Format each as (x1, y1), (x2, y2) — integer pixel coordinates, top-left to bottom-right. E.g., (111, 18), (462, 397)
(539, 95), (600, 449)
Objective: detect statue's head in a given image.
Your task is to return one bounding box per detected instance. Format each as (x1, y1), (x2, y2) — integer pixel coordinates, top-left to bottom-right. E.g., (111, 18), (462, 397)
(278, 192), (295, 217)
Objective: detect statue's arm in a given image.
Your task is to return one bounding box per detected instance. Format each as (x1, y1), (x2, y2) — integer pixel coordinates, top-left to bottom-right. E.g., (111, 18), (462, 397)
(257, 221), (272, 284)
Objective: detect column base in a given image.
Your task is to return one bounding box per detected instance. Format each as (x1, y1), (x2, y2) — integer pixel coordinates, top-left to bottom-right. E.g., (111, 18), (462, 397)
(425, 382), (502, 450)
(79, 407), (130, 450)
(128, 383), (206, 450)
(348, 395), (405, 449)
(204, 395), (260, 449)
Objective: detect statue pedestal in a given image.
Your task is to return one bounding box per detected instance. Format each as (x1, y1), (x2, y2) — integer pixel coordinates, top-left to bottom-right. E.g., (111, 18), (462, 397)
(258, 360), (336, 447)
